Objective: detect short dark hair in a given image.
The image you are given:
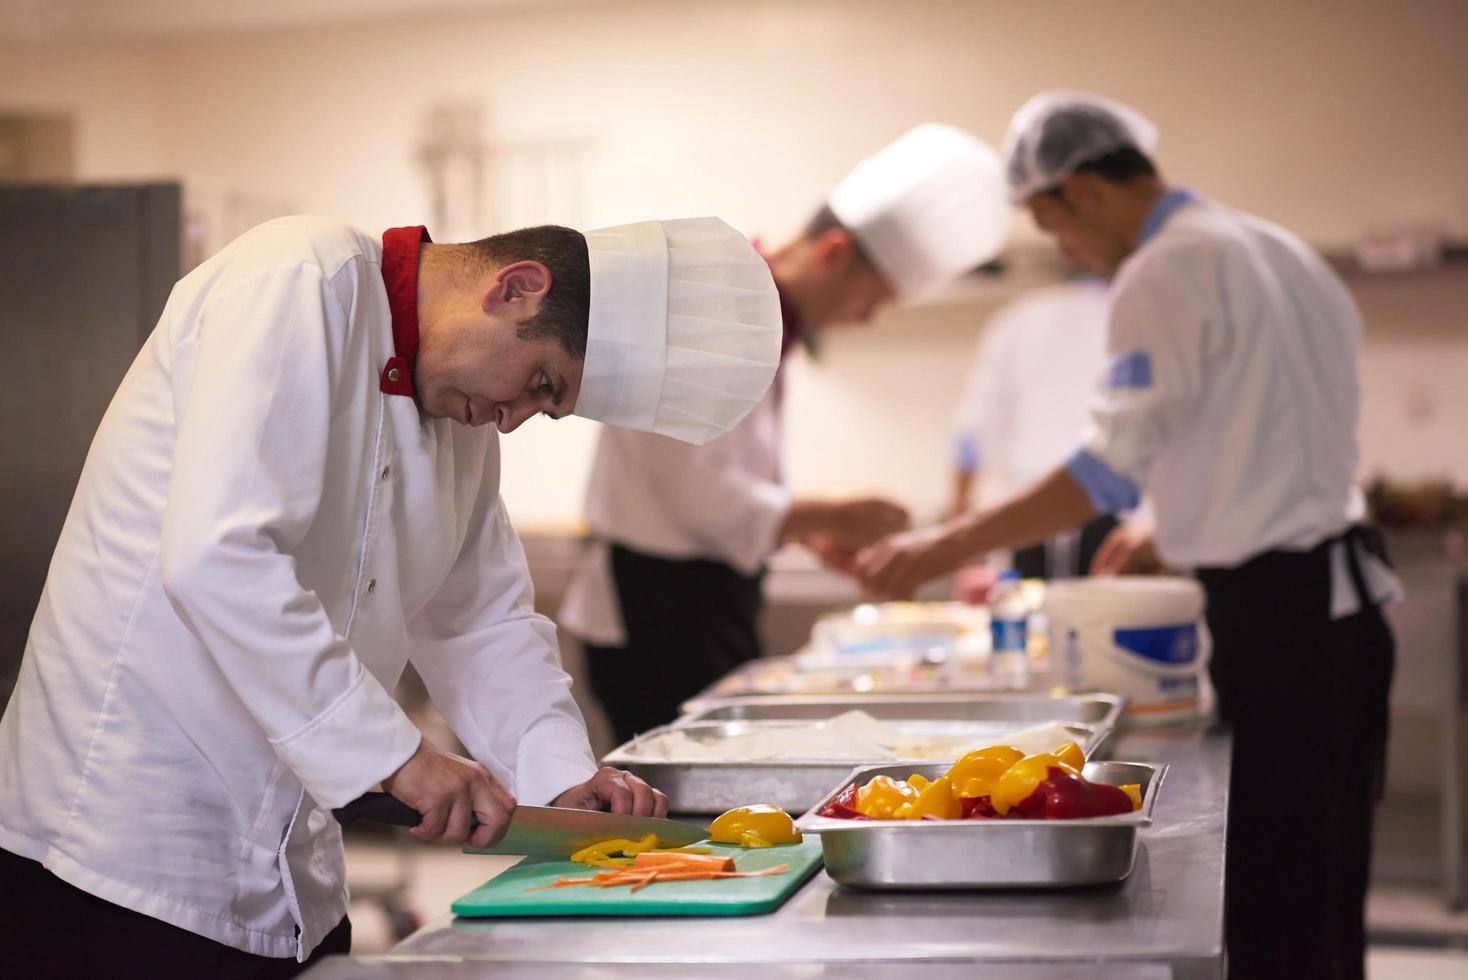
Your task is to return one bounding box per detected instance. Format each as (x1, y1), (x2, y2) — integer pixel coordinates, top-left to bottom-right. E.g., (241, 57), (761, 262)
(1045, 146), (1158, 198)
(802, 204), (877, 269)
(466, 225), (590, 359)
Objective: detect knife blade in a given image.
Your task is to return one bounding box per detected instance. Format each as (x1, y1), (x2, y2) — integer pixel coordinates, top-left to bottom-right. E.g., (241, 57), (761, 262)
(332, 791), (708, 858)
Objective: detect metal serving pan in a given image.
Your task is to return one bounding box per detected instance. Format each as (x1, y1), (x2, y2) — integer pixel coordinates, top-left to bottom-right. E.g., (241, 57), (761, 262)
(600, 694), (1125, 814)
(681, 693), (1124, 728)
(797, 760), (1165, 890)
(681, 653), (1032, 712)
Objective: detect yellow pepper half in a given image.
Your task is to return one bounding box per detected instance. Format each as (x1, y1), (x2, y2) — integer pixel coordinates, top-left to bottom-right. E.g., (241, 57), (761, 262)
(894, 775), (961, 820)
(708, 804), (803, 847)
(854, 775), (921, 819)
(989, 752), (1081, 816)
(944, 745), (1025, 799)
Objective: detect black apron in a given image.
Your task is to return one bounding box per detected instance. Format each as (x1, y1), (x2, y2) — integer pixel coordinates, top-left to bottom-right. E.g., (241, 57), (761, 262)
(1195, 525), (1395, 980)
(585, 543), (764, 745)
(1012, 512), (1120, 579)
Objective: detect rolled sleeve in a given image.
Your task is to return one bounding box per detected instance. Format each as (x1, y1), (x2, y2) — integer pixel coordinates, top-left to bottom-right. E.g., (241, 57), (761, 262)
(514, 722), (599, 806)
(1064, 449), (1140, 513)
(270, 666), (423, 809)
(409, 489), (596, 803)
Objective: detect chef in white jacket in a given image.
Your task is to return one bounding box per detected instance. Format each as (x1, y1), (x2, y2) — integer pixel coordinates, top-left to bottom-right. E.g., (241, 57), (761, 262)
(950, 276), (1119, 580)
(0, 214), (781, 976)
(856, 93), (1399, 980)
(559, 125), (1011, 743)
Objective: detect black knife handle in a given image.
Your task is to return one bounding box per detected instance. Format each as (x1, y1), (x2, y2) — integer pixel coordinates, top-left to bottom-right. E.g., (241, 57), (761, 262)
(332, 791), (425, 828)
(333, 789), (483, 833)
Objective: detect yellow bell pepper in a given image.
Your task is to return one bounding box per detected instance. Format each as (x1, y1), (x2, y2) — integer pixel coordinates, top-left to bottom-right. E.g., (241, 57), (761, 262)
(894, 775), (961, 820)
(569, 833), (660, 866)
(708, 804), (802, 847)
(906, 773), (931, 792)
(944, 745), (1025, 799)
(1051, 741), (1086, 772)
(854, 775), (920, 819)
(989, 752), (1081, 816)
(1120, 784), (1143, 810)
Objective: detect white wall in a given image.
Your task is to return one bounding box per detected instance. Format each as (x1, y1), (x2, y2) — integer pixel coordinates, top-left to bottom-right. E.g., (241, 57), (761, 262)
(3, 0), (1466, 524)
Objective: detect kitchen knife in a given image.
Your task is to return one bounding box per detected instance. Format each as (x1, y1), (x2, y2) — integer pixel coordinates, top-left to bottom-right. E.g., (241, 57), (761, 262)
(332, 791), (708, 858)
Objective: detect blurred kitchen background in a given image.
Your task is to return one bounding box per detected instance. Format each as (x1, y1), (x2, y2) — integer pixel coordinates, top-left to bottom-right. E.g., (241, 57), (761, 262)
(2, 0), (1465, 968)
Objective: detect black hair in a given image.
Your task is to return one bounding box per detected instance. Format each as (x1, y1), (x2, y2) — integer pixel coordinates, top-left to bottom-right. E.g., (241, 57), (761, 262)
(465, 225), (590, 359)
(1044, 147), (1159, 199)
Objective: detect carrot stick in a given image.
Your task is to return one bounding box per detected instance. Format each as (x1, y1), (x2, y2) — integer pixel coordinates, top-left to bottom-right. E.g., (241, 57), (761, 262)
(632, 852), (735, 872)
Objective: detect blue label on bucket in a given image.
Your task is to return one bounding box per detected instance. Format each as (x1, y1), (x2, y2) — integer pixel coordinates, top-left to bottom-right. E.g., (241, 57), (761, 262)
(1113, 624), (1198, 665)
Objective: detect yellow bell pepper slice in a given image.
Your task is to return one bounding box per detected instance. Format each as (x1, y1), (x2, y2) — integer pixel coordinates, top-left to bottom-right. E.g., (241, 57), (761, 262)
(854, 775), (920, 819)
(989, 752), (1081, 816)
(944, 745), (1025, 799)
(894, 775), (961, 820)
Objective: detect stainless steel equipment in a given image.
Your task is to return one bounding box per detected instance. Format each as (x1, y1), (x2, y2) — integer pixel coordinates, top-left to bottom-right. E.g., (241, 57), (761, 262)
(798, 760), (1165, 889)
(682, 653), (1045, 711)
(602, 694), (1124, 813)
(0, 183), (181, 708)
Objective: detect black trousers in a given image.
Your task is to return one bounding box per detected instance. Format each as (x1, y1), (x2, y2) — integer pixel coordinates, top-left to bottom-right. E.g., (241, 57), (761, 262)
(1197, 528), (1394, 980)
(0, 847), (350, 980)
(586, 544), (764, 745)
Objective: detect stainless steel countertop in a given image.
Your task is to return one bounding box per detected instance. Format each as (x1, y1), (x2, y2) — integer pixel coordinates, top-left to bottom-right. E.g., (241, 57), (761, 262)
(305, 726), (1228, 979)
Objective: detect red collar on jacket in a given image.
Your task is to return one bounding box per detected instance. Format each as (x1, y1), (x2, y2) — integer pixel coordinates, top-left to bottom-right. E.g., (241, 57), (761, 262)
(379, 225), (432, 397)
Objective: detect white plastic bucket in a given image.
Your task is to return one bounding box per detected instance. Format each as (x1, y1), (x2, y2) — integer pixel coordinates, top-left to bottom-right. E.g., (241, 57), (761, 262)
(1043, 577), (1211, 723)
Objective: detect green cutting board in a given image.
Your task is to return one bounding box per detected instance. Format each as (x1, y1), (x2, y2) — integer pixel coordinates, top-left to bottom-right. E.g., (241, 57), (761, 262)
(451, 838), (823, 918)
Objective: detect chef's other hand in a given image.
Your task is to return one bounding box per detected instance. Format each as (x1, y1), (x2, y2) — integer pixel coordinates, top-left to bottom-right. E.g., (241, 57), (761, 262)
(381, 740), (516, 849)
(828, 497), (911, 546)
(855, 524), (965, 599)
(1089, 524), (1163, 577)
(554, 767), (669, 818)
(804, 534), (861, 576)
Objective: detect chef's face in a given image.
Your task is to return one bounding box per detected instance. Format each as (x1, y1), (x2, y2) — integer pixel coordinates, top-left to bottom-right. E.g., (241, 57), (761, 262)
(415, 261), (584, 433)
(800, 232), (898, 329)
(1025, 175), (1134, 278)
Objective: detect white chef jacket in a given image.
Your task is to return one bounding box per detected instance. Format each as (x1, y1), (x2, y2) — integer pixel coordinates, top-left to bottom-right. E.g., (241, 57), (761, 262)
(559, 379), (789, 646)
(0, 216), (596, 960)
(1063, 192), (1399, 614)
(953, 279), (1110, 501)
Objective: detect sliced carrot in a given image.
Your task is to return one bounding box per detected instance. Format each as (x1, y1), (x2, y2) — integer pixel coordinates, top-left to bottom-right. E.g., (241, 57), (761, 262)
(632, 852), (735, 872)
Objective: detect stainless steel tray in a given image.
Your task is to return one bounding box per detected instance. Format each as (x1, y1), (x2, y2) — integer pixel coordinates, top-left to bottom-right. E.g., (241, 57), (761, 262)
(600, 694), (1125, 814)
(681, 653), (1035, 712)
(682, 692), (1124, 728)
(797, 760), (1165, 890)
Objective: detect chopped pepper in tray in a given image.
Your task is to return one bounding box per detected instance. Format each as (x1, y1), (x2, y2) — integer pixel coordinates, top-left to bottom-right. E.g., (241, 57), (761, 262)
(817, 741), (1142, 822)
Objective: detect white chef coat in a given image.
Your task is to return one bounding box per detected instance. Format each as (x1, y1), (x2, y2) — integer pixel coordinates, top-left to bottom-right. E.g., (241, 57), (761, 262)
(1063, 192), (1400, 614)
(559, 380), (789, 646)
(953, 278), (1110, 501)
(0, 216), (596, 960)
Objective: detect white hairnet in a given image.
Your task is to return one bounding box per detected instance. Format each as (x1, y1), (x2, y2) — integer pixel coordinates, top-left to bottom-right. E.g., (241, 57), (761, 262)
(1002, 92), (1159, 202)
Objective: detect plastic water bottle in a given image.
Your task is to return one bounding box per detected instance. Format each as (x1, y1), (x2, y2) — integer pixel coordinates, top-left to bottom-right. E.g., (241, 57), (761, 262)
(988, 569), (1030, 689)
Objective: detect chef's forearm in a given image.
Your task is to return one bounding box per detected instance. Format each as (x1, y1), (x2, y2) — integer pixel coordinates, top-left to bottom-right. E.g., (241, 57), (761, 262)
(952, 467), (1096, 558)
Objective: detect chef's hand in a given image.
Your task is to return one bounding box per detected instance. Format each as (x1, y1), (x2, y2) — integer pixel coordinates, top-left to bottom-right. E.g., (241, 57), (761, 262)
(1089, 524), (1163, 577)
(553, 767), (669, 818)
(381, 740), (516, 848)
(782, 497), (910, 550)
(855, 524), (967, 599)
(804, 534), (861, 576)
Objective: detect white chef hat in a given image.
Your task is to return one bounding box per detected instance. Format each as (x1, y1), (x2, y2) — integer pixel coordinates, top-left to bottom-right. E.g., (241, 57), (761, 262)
(1002, 91), (1160, 202)
(573, 217), (782, 446)
(827, 123), (1011, 299)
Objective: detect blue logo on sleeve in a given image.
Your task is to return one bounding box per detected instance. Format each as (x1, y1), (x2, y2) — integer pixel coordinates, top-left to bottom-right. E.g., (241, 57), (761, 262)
(1106, 351), (1153, 389)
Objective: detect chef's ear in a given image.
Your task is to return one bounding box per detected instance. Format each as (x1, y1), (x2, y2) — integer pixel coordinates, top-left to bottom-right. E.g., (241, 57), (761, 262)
(482, 260), (552, 315)
(811, 227), (859, 275)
